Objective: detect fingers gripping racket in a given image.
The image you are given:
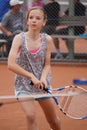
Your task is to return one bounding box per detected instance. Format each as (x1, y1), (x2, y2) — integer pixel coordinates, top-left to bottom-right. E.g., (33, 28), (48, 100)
(0, 85), (87, 120)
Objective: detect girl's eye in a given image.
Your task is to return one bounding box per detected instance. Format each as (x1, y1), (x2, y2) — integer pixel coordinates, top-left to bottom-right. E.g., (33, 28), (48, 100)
(29, 16), (41, 20)
(29, 16), (33, 19)
(36, 17), (41, 20)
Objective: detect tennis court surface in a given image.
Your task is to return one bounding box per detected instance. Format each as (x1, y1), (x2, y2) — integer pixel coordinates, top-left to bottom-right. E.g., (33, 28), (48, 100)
(0, 60), (87, 130)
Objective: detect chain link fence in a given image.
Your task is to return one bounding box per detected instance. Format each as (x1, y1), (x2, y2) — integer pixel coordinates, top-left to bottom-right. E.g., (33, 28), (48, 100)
(0, 0), (87, 61)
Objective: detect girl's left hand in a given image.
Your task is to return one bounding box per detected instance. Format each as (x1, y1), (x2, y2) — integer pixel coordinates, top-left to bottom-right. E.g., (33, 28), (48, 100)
(40, 78), (47, 90)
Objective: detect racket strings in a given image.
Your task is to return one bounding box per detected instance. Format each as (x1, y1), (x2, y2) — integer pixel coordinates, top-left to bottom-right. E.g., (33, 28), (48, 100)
(58, 86), (75, 110)
(59, 93), (87, 119)
(67, 95), (87, 117)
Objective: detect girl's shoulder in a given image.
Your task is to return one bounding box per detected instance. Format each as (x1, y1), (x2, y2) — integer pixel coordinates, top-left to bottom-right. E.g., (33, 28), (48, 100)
(41, 33), (53, 40)
(13, 32), (24, 45)
(15, 32), (24, 39)
(41, 33), (53, 48)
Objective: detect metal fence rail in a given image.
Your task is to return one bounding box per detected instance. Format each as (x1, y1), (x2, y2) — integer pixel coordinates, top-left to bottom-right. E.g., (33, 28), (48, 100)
(0, 0), (87, 62)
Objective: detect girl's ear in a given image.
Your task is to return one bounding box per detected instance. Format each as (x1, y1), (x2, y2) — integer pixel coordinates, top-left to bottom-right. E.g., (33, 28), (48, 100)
(43, 20), (46, 26)
(26, 21), (29, 30)
(26, 20), (29, 26)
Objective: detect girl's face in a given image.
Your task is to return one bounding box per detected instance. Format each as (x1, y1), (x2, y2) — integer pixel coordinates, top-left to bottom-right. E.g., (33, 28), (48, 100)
(27, 9), (46, 31)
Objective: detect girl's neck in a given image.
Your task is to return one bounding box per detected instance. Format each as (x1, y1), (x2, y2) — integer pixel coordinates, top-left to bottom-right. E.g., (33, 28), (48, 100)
(27, 31), (40, 40)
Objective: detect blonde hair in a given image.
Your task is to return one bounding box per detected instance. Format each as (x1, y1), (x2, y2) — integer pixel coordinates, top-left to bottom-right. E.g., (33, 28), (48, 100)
(26, 6), (47, 22)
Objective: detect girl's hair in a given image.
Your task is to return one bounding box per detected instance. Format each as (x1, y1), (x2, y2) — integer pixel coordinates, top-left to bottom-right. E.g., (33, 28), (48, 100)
(74, 0), (80, 2)
(26, 6), (47, 21)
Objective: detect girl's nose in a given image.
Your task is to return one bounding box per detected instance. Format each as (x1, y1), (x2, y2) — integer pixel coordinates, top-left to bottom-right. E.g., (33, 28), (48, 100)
(32, 18), (36, 22)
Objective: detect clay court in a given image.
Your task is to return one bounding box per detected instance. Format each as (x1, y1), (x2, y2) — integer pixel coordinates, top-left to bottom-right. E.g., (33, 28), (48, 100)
(0, 38), (87, 130)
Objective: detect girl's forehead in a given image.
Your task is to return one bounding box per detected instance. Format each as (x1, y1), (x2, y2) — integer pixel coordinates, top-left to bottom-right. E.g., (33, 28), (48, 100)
(29, 9), (44, 15)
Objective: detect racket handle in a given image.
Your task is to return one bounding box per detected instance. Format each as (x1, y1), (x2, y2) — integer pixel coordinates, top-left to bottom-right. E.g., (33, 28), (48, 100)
(30, 82), (58, 104)
(0, 103), (3, 106)
(30, 81), (48, 91)
(47, 88), (58, 105)
(30, 81), (34, 85)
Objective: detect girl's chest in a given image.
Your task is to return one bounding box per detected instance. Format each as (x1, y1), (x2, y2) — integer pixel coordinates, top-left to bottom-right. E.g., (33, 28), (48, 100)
(25, 35), (43, 51)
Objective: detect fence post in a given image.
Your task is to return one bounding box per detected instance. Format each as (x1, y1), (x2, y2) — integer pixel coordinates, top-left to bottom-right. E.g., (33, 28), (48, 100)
(22, 0), (27, 31)
(67, 0), (74, 59)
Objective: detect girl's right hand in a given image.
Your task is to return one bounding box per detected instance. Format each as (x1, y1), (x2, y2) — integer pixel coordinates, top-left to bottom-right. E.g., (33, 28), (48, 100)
(31, 74), (42, 89)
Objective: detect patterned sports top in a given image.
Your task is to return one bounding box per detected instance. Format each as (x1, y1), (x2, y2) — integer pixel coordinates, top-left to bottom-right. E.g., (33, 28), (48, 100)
(14, 32), (52, 93)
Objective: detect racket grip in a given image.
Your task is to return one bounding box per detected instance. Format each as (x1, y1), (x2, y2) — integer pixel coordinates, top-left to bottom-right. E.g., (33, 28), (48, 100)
(0, 103), (3, 106)
(30, 81), (48, 91)
(30, 81), (34, 85)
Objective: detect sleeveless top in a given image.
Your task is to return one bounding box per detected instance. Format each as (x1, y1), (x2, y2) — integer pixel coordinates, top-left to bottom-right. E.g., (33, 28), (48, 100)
(14, 32), (52, 94)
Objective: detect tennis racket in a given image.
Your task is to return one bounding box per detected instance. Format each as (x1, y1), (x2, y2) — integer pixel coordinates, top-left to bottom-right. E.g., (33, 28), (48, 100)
(0, 85), (87, 120)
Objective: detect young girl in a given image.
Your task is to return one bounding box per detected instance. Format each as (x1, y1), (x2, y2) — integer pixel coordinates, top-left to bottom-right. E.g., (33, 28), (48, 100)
(8, 7), (61, 130)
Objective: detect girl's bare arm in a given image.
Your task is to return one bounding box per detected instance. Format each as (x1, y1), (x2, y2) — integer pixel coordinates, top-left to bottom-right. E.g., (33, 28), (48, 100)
(8, 34), (36, 81)
(40, 35), (53, 86)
